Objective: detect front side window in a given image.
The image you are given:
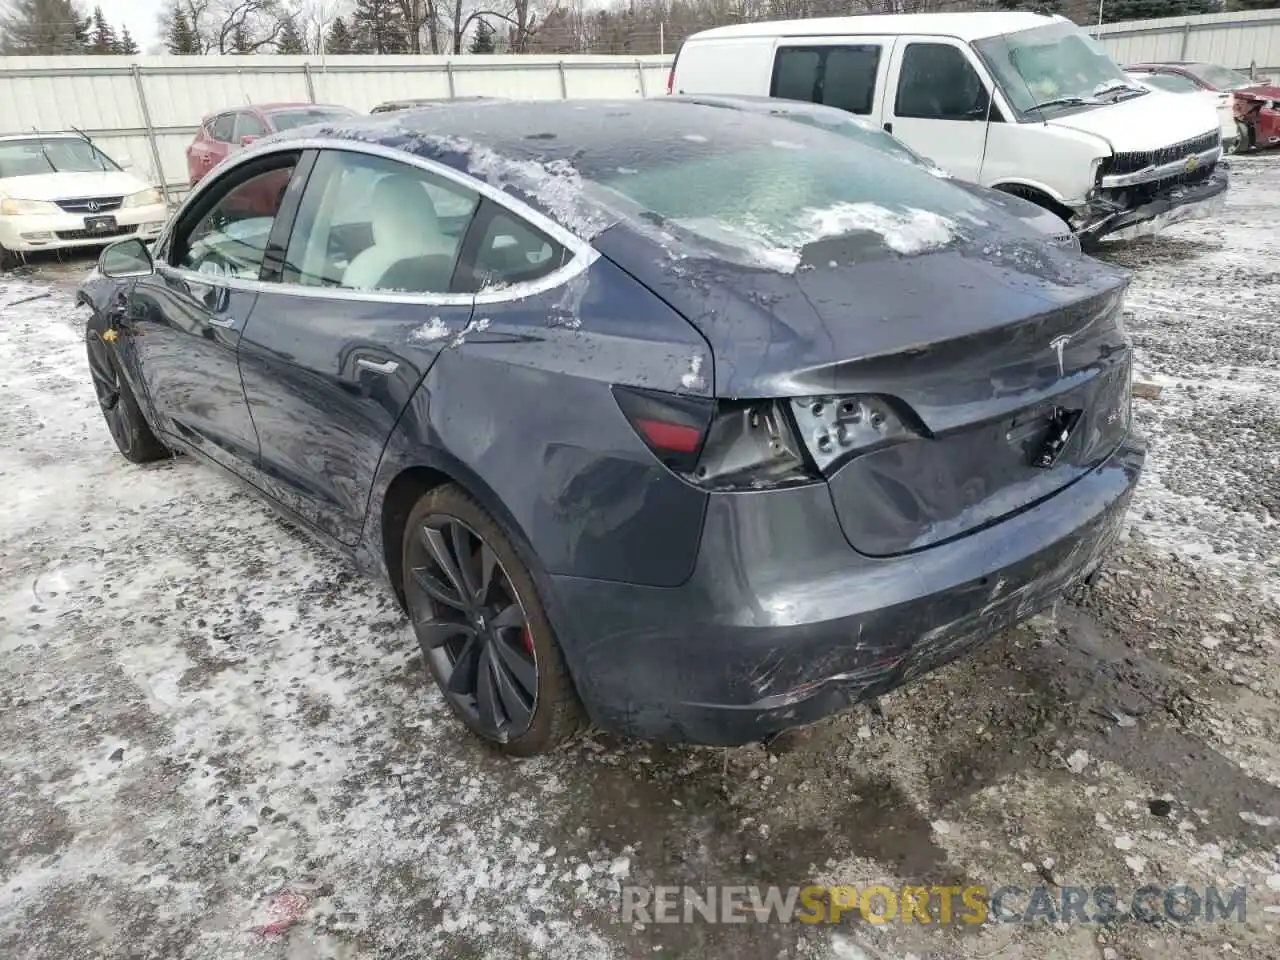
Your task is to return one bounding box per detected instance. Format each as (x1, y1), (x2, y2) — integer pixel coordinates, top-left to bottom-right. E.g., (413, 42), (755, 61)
(1181, 63), (1256, 90)
(176, 160), (298, 279)
(0, 137), (118, 177)
(896, 43), (991, 120)
(974, 22), (1133, 118)
(772, 45), (882, 116)
(282, 150), (480, 293)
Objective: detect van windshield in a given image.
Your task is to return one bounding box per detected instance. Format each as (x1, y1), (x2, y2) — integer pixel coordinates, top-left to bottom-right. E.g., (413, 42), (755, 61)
(974, 21), (1144, 118)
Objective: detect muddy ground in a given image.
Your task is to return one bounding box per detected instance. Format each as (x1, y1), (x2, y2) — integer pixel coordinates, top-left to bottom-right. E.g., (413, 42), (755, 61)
(1, 155), (1277, 960)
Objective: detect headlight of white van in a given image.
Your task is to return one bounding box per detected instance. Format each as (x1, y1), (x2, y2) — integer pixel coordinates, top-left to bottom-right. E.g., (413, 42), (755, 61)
(0, 197), (58, 215)
(123, 188), (163, 208)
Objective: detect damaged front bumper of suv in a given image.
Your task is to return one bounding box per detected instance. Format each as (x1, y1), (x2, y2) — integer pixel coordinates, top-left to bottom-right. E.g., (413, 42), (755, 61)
(1074, 136), (1229, 245)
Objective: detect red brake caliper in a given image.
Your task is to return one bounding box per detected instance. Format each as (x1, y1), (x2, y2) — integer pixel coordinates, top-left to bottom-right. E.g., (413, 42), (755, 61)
(522, 626), (534, 654)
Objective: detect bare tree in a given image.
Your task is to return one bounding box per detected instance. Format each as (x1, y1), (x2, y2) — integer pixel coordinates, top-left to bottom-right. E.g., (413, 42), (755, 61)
(158, 0), (290, 54)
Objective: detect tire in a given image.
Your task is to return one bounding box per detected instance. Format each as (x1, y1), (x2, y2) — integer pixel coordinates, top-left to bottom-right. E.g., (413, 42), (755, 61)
(402, 484), (583, 755)
(85, 326), (169, 463)
(0, 243), (18, 272)
(1234, 121), (1252, 154)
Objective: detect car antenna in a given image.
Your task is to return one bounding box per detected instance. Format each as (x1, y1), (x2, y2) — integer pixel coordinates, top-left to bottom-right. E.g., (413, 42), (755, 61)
(30, 126), (56, 173)
(70, 124), (108, 171)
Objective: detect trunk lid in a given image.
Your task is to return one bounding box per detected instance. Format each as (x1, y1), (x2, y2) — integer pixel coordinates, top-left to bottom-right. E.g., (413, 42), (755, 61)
(594, 224), (1133, 556)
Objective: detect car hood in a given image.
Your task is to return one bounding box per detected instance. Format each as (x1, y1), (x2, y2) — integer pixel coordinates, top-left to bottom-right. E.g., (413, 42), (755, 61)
(0, 170), (149, 201)
(1048, 92), (1219, 151)
(595, 219), (1128, 404)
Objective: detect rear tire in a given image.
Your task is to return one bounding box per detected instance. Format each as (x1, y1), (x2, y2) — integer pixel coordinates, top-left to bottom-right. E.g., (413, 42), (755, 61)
(85, 326), (169, 463)
(402, 484), (583, 756)
(0, 243), (19, 272)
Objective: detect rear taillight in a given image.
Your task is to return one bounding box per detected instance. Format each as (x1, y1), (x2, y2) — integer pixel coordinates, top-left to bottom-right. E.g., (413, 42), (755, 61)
(666, 69), (674, 95)
(614, 386), (818, 490)
(612, 386), (713, 473)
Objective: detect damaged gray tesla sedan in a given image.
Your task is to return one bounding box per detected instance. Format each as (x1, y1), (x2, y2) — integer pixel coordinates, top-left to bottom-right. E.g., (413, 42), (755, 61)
(80, 99), (1144, 754)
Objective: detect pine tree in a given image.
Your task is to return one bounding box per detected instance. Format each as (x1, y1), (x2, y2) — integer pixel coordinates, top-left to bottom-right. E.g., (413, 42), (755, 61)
(352, 0), (409, 54)
(469, 18), (495, 54)
(325, 16), (355, 54)
(277, 14), (305, 53)
(88, 5), (117, 53)
(0, 0), (91, 54)
(230, 21), (250, 53)
(116, 25), (138, 55)
(1100, 0), (1212, 22)
(165, 4), (200, 54)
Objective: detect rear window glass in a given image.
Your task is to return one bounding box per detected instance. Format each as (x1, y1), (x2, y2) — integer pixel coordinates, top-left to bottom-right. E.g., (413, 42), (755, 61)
(583, 118), (986, 269)
(268, 107), (357, 131)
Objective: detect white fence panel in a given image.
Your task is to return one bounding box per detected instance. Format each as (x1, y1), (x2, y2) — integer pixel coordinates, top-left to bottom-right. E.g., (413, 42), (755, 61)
(0, 53), (674, 198)
(1096, 9), (1280, 72)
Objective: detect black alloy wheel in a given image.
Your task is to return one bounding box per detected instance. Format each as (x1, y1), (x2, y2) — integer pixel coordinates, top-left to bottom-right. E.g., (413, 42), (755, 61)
(86, 327), (168, 463)
(402, 485), (583, 755)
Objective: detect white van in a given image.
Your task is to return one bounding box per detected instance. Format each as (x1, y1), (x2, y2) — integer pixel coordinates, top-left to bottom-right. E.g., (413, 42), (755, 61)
(669, 13), (1228, 244)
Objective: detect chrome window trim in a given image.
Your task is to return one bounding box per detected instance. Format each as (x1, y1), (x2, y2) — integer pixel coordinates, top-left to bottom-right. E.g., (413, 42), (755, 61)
(1099, 144), (1222, 189)
(159, 135), (599, 307)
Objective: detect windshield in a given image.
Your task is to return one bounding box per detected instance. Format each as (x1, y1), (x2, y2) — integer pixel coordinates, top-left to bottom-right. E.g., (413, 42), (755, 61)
(268, 107), (356, 131)
(1133, 72), (1201, 94)
(1181, 62), (1256, 90)
(974, 22), (1136, 117)
(0, 137), (119, 178)
(586, 125), (987, 269)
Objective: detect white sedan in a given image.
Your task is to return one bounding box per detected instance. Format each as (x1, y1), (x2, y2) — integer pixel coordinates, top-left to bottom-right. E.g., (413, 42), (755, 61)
(0, 133), (169, 269)
(1126, 70), (1239, 152)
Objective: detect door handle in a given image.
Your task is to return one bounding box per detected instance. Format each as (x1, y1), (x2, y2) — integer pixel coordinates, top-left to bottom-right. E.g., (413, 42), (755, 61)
(356, 358), (399, 375)
(883, 121), (893, 134)
(208, 315), (237, 328)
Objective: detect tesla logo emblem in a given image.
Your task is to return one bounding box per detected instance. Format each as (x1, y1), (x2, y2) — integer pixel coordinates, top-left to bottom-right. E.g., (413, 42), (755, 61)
(86, 200), (102, 212)
(1049, 335), (1071, 377)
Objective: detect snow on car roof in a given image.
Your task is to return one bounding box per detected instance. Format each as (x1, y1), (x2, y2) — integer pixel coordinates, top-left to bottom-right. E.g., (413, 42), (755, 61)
(686, 12), (1063, 44)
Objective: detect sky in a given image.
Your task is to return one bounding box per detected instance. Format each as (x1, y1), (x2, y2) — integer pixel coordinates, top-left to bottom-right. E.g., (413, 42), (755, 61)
(95, 0), (164, 52)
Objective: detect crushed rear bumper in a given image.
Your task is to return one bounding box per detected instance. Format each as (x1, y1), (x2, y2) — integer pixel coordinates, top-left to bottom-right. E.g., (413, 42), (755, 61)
(547, 437), (1145, 746)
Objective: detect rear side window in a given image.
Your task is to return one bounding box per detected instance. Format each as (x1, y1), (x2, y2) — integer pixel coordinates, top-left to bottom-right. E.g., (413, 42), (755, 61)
(895, 43), (991, 120)
(458, 201), (568, 293)
(771, 45), (882, 116)
(210, 114), (235, 142)
(233, 112), (268, 140)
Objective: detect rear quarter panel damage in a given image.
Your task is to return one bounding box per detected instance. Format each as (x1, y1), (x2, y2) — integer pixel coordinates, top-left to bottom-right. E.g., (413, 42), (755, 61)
(359, 255), (717, 607)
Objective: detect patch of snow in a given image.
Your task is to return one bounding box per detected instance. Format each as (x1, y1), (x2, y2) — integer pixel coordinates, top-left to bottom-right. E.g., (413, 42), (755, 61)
(410, 315), (450, 342)
(771, 140), (804, 150)
(681, 134), (708, 143)
(449, 316), (491, 347)
(799, 203), (955, 256)
(680, 353), (706, 391)
(1066, 749), (1090, 774)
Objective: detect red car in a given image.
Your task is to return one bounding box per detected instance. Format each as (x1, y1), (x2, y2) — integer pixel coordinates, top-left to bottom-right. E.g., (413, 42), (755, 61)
(186, 102), (356, 186)
(1128, 60), (1280, 152)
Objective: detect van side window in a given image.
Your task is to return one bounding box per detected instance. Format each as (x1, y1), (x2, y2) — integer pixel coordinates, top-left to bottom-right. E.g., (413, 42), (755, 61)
(895, 43), (991, 121)
(772, 45), (882, 116)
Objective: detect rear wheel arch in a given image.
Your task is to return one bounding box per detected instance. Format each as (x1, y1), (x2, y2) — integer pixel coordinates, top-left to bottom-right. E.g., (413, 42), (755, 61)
(990, 182), (1076, 226)
(379, 458), (545, 617)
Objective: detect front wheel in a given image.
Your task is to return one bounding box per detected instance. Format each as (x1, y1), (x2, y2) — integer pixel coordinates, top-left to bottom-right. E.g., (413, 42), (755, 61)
(86, 327), (169, 463)
(402, 485), (583, 755)
(0, 243), (18, 272)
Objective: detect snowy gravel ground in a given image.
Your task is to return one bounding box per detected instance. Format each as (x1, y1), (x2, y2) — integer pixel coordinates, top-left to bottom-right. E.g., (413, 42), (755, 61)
(1, 156), (1278, 960)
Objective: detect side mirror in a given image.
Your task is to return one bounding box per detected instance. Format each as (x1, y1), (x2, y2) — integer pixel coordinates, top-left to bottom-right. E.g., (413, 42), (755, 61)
(100, 237), (155, 278)
(117, 154), (134, 169)
(240, 134), (259, 146)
